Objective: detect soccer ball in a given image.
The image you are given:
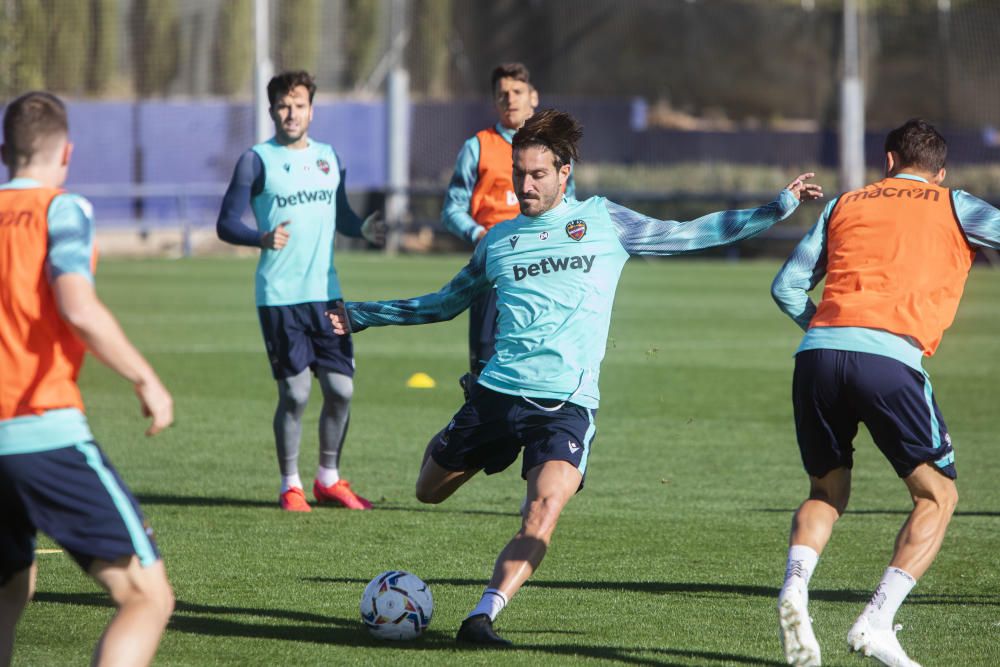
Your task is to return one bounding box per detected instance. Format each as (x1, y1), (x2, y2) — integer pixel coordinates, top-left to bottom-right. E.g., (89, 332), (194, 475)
(360, 570), (433, 640)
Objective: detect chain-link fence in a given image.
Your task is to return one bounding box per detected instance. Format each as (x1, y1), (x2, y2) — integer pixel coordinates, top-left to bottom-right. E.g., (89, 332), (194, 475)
(1, 0), (998, 253)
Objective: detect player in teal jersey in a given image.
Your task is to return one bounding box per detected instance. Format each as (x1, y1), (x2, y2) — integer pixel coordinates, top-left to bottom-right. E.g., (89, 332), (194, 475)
(329, 110), (822, 645)
(217, 71), (385, 512)
(441, 63), (576, 388)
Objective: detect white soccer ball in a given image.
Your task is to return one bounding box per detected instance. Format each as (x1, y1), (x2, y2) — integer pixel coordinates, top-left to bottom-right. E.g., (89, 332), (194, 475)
(360, 570), (433, 640)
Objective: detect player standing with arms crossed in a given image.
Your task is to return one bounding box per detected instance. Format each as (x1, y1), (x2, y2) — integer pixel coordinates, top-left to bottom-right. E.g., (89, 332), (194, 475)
(771, 119), (1000, 667)
(441, 63), (575, 393)
(330, 109), (822, 645)
(0, 92), (175, 667)
(216, 71), (385, 512)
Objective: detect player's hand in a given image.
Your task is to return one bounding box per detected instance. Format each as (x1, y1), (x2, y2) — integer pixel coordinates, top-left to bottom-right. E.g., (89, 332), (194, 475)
(134, 375), (174, 436)
(261, 221), (291, 250)
(785, 173), (823, 201)
(473, 226), (487, 244)
(361, 211), (386, 246)
(325, 301), (353, 336)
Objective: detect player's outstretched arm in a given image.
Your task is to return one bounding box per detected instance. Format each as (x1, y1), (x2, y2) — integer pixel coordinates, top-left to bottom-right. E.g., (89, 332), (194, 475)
(771, 201), (835, 331)
(952, 190), (1000, 249)
(53, 274), (174, 436)
(609, 173), (823, 257)
(327, 252), (490, 334)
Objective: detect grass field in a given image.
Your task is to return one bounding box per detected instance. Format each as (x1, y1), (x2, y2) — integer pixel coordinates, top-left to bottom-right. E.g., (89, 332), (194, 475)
(15, 254), (1000, 667)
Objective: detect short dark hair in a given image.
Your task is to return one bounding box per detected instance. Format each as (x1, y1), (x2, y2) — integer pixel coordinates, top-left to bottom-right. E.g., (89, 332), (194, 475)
(512, 109), (582, 168)
(2, 91), (68, 168)
(884, 118), (947, 172)
(490, 62), (530, 94)
(267, 70), (317, 106)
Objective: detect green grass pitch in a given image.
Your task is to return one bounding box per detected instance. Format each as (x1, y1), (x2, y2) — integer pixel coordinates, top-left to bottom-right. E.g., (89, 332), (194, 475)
(15, 254), (1000, 666)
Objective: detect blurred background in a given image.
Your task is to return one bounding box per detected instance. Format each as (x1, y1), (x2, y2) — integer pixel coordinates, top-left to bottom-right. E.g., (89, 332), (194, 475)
(1, 0), (998, 258)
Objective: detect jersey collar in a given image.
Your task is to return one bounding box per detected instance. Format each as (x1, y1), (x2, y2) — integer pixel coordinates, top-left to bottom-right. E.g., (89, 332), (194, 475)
(893, 173), (929, 183)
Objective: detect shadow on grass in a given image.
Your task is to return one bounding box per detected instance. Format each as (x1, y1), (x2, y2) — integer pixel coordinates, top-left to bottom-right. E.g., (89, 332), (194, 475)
(311, 575), (999, 607)
(34, 590), (992, 665)
(30, 592), (785, 665)
(136, 493), (515, 517)
(754, 507), (1000, 517)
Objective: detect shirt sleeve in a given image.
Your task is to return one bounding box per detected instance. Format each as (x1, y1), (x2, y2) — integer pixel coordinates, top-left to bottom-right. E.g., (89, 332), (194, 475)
(46, 193), (96, 283)
(770, 198), (836, 331)
(346, 237), (490, 330)
(334, 151), (365, 238)
(216, 150), (265, 247)
(951, 190), (1000, 249)
(441, 137), (485, 243)
(609, 189), (800, 256)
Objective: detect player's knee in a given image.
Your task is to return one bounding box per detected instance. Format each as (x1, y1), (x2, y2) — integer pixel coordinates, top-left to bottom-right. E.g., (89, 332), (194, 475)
(520, 498), (562, 541)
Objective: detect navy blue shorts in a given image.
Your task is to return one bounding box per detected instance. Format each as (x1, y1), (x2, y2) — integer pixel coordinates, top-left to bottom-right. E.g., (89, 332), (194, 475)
(258, 301), (355, 380)
(793, 349), (955, 479)
(0, 441), (160, 583)
(431, 384), (597, 486)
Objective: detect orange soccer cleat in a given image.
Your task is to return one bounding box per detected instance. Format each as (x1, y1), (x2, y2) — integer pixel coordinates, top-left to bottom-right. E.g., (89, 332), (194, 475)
(279, 486), (312, 512)
(313, 479), (373, 510)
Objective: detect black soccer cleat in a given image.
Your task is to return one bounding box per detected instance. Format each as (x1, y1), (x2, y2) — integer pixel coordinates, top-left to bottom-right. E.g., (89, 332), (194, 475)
(456, 614), (512, 647)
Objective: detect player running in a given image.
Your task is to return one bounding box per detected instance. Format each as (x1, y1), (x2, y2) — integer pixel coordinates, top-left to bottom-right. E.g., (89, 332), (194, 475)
(441, 62), (575, 394)
(0, 91), (175, 666)
(216, 71), (385, 512)
(771, 118), (1000, 667)
(329, 109), (822, 646)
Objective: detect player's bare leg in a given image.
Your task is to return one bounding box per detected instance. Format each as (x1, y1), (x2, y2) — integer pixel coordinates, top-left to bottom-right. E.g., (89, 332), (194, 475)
(489, 460), (580, 598)
(889, 463), (958, 578)
(779, 467), (851, 667)
(848, 464), (957, 666)
(90, 557), (174, 667)
(414, 432), (478, 504)
(790, 467), (852, 552)
(457, 460), (580, 646)
(0, 563), (35, 667)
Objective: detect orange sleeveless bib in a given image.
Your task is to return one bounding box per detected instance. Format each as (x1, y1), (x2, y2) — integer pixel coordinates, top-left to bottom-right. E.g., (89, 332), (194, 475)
(469, 128), (518, 229)
(811, 178), (975, 355)
(0, 187), (88, 419)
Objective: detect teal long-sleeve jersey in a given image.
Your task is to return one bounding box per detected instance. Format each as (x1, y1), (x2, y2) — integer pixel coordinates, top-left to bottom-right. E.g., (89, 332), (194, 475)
(350, 191), (799, 408)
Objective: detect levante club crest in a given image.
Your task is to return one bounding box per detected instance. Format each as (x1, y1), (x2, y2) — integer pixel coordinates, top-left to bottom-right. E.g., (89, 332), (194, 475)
(565, 220), (587, 241)
(317, 159), (330, 174)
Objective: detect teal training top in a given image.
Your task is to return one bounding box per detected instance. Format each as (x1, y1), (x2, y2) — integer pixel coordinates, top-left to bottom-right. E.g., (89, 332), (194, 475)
(250, 139), (359, 306)
(349, 190), (799, 408)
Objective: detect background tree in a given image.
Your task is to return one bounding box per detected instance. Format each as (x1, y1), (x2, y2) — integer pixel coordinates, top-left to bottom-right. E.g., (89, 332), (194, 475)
(87, 0), (118, 95)
(345, 0), (382, 90)
(277, 0), (320, 73)
(411, 0), (451, 97)
(46, 0), (90, 94)
(214, 0), (253, 96)
(131, 0), (179, 97)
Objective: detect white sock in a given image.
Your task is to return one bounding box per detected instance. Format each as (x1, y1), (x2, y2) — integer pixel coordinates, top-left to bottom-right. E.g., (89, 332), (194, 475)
(281, 474), (303, 493)
(861, 567), (916, 629)
(781, 544), (819, 597)
(469, 588), (508, 621)
(316, 465), (340, 487)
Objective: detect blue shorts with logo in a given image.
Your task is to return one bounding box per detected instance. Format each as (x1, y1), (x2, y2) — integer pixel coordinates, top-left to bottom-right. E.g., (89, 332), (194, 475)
(258, 300), (355, 380)
(431, 384), (597, 487)
(793, 349), (956, 479)
(0, 441), (160, 584)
